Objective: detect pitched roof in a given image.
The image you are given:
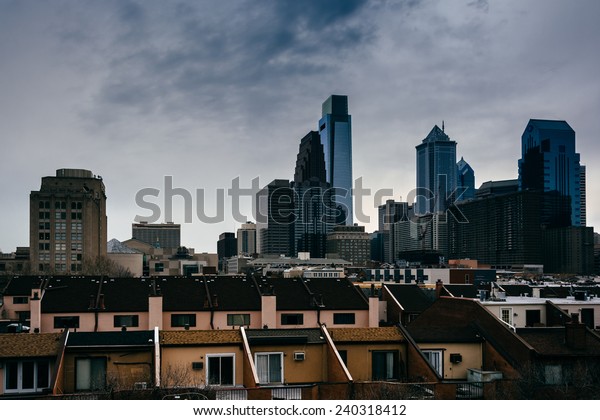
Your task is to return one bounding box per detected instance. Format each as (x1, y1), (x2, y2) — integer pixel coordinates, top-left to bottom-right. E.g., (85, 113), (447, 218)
(517, 327), (600, 356)
(329, 326), (404, 343)
(2, 276), (44, 296)
(422, 125), (450, 143)
(245, 328), (324, 345)
(207, 276), (261, 311)
(67, 330), (155, 347)
(160, 330), (242, 346)
(442, 284), (480, 299)
(384, 284), (433, 313)
(264, 277), (313, 310)
(302, 277), (368, 310)
(42, 277), (106, 312)
(500, 284), (533, 297)
(160, 277), (209, 311)
(0, 333), (62, 358)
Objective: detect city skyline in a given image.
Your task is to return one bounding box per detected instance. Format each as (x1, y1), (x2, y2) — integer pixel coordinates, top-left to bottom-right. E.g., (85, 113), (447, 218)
(1, 1), (599, 253)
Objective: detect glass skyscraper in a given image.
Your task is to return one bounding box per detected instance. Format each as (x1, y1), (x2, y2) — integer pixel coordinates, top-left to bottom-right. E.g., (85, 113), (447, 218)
(415, 125), (457, 215)
(518, 119), (583, 226)
(318, 95), (353, 225)
(456, 157), (475, 202)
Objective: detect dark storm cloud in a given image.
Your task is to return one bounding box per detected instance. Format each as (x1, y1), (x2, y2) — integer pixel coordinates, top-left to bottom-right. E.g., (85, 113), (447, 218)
(79, 0), (383, 127)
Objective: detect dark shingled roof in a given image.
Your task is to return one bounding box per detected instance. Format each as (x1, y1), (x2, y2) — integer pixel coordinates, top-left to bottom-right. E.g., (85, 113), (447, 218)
(442, 284), (481, 299)
(2, 276), (44, 296)
(161, 330), (242, 346)
(264, 277), (313, 310)
(500, 284), (533, 297)
(0, 333), (63, 358)
(329, 326), (404, 343)
(245, 328), (324, 345)
(206, 276), (261, 311)
(160, 277), (209, 311)
(302, 277), (368, 310)
(384, 284), (433, 313)
(67, 330), (155, 347)
(517, 327), (600, 356)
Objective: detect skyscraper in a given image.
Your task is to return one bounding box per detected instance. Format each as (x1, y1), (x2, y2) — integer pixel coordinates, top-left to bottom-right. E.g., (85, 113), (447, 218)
(292, 131), (335, 258)
(132, 222), (181, 248)
(30, 168), (107, 274)
(415, 125), (457, 215)
(518, 119), (582, 226)
(237, 222), (257, 256)
(256, 180), (295, 256)
(318, 95), (353, 225)
(456, 157), (475, 202)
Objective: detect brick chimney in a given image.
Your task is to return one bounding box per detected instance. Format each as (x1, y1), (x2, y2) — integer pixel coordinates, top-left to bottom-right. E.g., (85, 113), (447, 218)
(565, 313), (586, 350)
(369, 284), (379, 327)
(435, 279), (444, 299)
(30, 288), (42, 333)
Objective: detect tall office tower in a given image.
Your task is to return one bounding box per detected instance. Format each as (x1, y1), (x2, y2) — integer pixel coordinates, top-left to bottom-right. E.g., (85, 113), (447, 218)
(456, 157), (475, 202)
(318, 95), (353, 225)
(378, 200), (408, 263)
(132, 222), (181, 248)
(217, 232), (236, 272)
(415, 125), (457, 215)
(580, 165), (587, 227)
(256, 180), (295, 256)
(518, 119), (582, 226)
(237, 222), (257, 256)
(30, 168), (107, 274)
(293, 131), (335, 258)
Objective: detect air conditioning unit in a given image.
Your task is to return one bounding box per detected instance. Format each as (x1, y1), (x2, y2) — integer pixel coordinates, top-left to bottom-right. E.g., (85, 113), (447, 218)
(293, 352), (305, 361)
(450, 353), (462, 364)
(192, 362), (204, 370)
(134, 382), (148, 390)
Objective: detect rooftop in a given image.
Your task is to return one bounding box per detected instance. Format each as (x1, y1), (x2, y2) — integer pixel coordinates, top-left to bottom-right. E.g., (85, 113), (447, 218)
(161, 330), (242, 346)
(329, 326), (404, 343)
(0, 333), (63, 358)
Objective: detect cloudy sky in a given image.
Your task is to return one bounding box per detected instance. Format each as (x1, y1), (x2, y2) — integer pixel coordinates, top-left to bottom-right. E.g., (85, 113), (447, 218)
(1, 0), (599, 253)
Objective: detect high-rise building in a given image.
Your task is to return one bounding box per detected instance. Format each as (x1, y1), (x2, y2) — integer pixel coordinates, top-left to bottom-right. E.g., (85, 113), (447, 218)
(237, 222), (257, 256)
(326, 225), (370, 266)
(256, 180), (295, 256)
(292, 131), (335, 258)
(132, 222), (180, 248)
(415, 125), (457, 215)
(30, 168), (107, 274)
(456, 157), (475, 202)
(378, 200), (408, 263)
(580, 165), (587, 227)
(217, 232), (236, 272)
(318, 95), (353, 225)
(518, 119), (582, 226)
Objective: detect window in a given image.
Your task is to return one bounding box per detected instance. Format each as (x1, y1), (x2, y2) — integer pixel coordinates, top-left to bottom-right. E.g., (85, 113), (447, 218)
(422, 350), (443, 376)
(525, 309), (541, 327)
(544, 365), (563, 385)
(53, 316), (80, 329)
(501, 308), (513, 325)
(4, 360), (50, 393)
(154, 262), (164, 272)
(113, 315), (139, 328)
(207, 354), (235, 386)
(255, 352), (283, 384)
(281, 313), (304, 325)
(372, 351), (399, 381)
(171, 313), (196, 328)
(227, 314), (250, 326)
(333, 313), (355, 325)
(76, 357), (107, 391)
(13, 296), (29, 305)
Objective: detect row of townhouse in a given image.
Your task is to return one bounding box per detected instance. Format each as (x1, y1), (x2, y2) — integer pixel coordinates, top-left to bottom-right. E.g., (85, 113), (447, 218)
(0, 275), (379, 333)
(2, 296), (599, 400)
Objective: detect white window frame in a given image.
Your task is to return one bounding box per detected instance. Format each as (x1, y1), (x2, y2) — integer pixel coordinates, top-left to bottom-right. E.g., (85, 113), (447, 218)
(206, 353), (236, 387)
(254, 352), (283, 384)
(422, 350), (443, 376)
(500, 307), (513, 326)
(4, 360), (51, 394)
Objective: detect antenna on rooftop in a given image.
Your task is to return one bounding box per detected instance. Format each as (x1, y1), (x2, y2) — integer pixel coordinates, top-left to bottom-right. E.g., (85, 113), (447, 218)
(442, 120), (445, 133)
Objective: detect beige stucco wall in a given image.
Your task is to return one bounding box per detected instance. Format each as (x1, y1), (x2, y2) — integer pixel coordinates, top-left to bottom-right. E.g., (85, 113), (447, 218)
(419, 342), (482, 380)
(334, 343), (407, 382)
(161, 345), (243, 388)
(250, 344), (326, 384)
(320, 310), (370, 328)
(41, 312), (96, 333)
(95, 312), (150, 332)
(1, 299), (30, 320)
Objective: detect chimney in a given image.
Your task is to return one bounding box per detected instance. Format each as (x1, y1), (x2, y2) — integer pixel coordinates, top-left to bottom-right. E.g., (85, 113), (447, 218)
(30, 288), (42, 333)
(261, 290), (277, 329)
(435, 279), (444, 299)
(565, 313), (586, 350)
(148, 293), (163, 330)
(368, 285), (379, 327)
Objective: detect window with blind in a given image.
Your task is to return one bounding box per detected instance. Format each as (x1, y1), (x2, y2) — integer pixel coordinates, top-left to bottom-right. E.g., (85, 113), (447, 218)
(255, 352), (283, 384)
